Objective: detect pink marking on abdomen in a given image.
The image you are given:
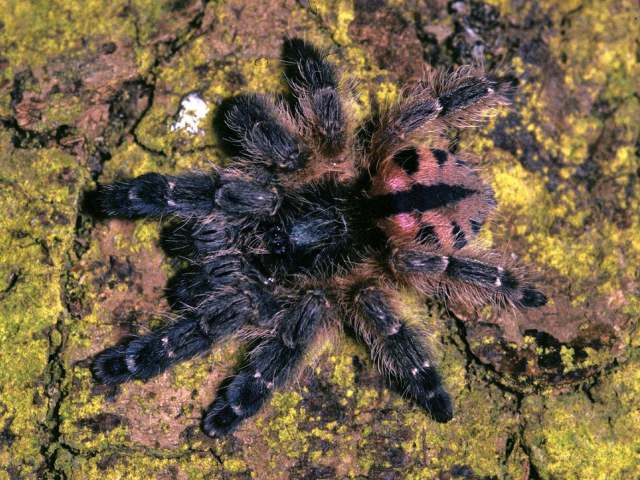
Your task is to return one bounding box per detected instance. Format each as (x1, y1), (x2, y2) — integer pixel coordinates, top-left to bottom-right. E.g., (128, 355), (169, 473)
(393, 213), (418, 232)
(386, 174), (411, 192)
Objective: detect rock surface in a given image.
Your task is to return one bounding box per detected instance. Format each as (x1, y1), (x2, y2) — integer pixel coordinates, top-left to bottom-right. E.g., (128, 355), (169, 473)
(0, 0), (638, 478)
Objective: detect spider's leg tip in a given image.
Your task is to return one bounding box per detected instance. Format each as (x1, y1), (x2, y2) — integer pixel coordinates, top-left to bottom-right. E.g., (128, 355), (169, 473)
(424, 386), (454, 423)
(519, 287), (548, 308)
(91, 345), (130, 385)
(202, 399), (243, 438)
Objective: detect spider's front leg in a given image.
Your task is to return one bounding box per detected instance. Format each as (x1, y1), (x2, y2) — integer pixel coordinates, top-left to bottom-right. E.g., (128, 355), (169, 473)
(202, 290), (329, 437)
(92, 255), (278, 384)
(95, 170), (280, 220)
(346, 283), (453, 423)
(222, 94), (308, 172)
(392, 249), (547, 309)
(282, 38), (348, 157)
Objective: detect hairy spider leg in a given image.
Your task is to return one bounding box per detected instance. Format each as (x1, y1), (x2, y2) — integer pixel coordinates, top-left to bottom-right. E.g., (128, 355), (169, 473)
(393, 250), (547, 309)
(92, 255), (279, 384)
(160, 213), (233, 261)
(368, 66), (512, 165)
(348, 284), (453, 423)
(223, 94), (307, 172)
(96, 171), (280, 219)
(202, 290), (328, 437)
(282, 38), (347, 157)
(426, 65), (513, 129)
(166, 254), (250, 310)
(91, 317), (213, 385)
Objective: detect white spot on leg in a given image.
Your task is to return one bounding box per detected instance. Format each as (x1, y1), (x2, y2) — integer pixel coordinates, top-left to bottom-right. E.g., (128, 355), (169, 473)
(423, 361), (431, 368)
(411, 368), (419, 376)
(125, 355), (137, 372)
(266, 382), (274, 389)
(161, 337), (174, 357)
(253, 371), (262, 379)
(495, 277), (502, 287)
(441, 256), (449, 269)
(387, 323), (401, 335)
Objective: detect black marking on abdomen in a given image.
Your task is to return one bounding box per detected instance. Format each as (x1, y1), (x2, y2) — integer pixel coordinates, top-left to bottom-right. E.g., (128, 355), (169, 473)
(369, 183), (476, 217)
(416, 224), (440, 247)
(393, 147), (420, 175)
(451, 223), (467, 249)
(470, 219), (483, 234)
(432, 149), (448, 166)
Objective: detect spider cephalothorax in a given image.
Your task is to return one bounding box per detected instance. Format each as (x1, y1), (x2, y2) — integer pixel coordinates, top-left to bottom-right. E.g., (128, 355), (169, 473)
(91, 38), (547, 437)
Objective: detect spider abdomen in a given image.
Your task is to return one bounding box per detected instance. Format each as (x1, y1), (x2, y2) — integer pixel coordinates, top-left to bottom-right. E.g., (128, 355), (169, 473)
(368, 145), (495, 251)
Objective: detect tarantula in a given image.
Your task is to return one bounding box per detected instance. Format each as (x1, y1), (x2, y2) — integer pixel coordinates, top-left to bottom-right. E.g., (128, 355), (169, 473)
(91, 38), (547, 437)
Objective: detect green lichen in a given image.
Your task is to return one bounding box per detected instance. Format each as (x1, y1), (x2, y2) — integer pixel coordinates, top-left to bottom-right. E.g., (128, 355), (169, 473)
(523, 356), (640, 479)
(473, 0), (640, 314)
(68, 450), (222, 480)
(257, 391), (310, 461)
(307, 0), (355, 46)
(0, 0), (133, 78)
(0, 132), (90, 476)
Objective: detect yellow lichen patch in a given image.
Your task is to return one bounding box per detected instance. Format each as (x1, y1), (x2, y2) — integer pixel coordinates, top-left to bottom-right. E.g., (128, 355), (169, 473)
(523, 356), (640, 479)
(0, 0), (132, 77)
(258, 391), (310, 460)
(0, 132), (89, 475)
(543, 0), (639, 102)
(68, 450), (222, 479)
(375, 82), (399, 109)
(402, 377), (520, 479)
(308, 0), (355, 46)
(101, 142), (168, 180)
(487, 155), (640, 310)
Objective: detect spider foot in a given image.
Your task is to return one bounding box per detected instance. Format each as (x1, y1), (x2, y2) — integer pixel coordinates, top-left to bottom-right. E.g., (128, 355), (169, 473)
(419, 385), (453, 423)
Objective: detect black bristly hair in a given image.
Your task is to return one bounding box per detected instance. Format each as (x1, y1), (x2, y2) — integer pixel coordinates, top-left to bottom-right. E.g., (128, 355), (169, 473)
(90, 37), (548, 438)
(282, 38), (347, 156)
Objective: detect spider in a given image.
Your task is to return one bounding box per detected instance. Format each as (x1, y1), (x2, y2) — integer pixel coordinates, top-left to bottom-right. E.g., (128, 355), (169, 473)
(91, 38), (547, 437)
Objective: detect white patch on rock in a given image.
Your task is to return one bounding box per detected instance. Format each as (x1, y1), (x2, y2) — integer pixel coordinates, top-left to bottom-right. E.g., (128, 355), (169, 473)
(171, 93), (210, 135)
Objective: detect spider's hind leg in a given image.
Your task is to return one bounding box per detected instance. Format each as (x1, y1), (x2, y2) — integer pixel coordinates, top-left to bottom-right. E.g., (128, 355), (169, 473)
(92, 255), (279, 385)
(346, 283), (453, 423)
(202, 290), (328, 437)
(393, 249), (547, 310)
(282, 38), (348, 157)
(91, 316), (213, 385)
